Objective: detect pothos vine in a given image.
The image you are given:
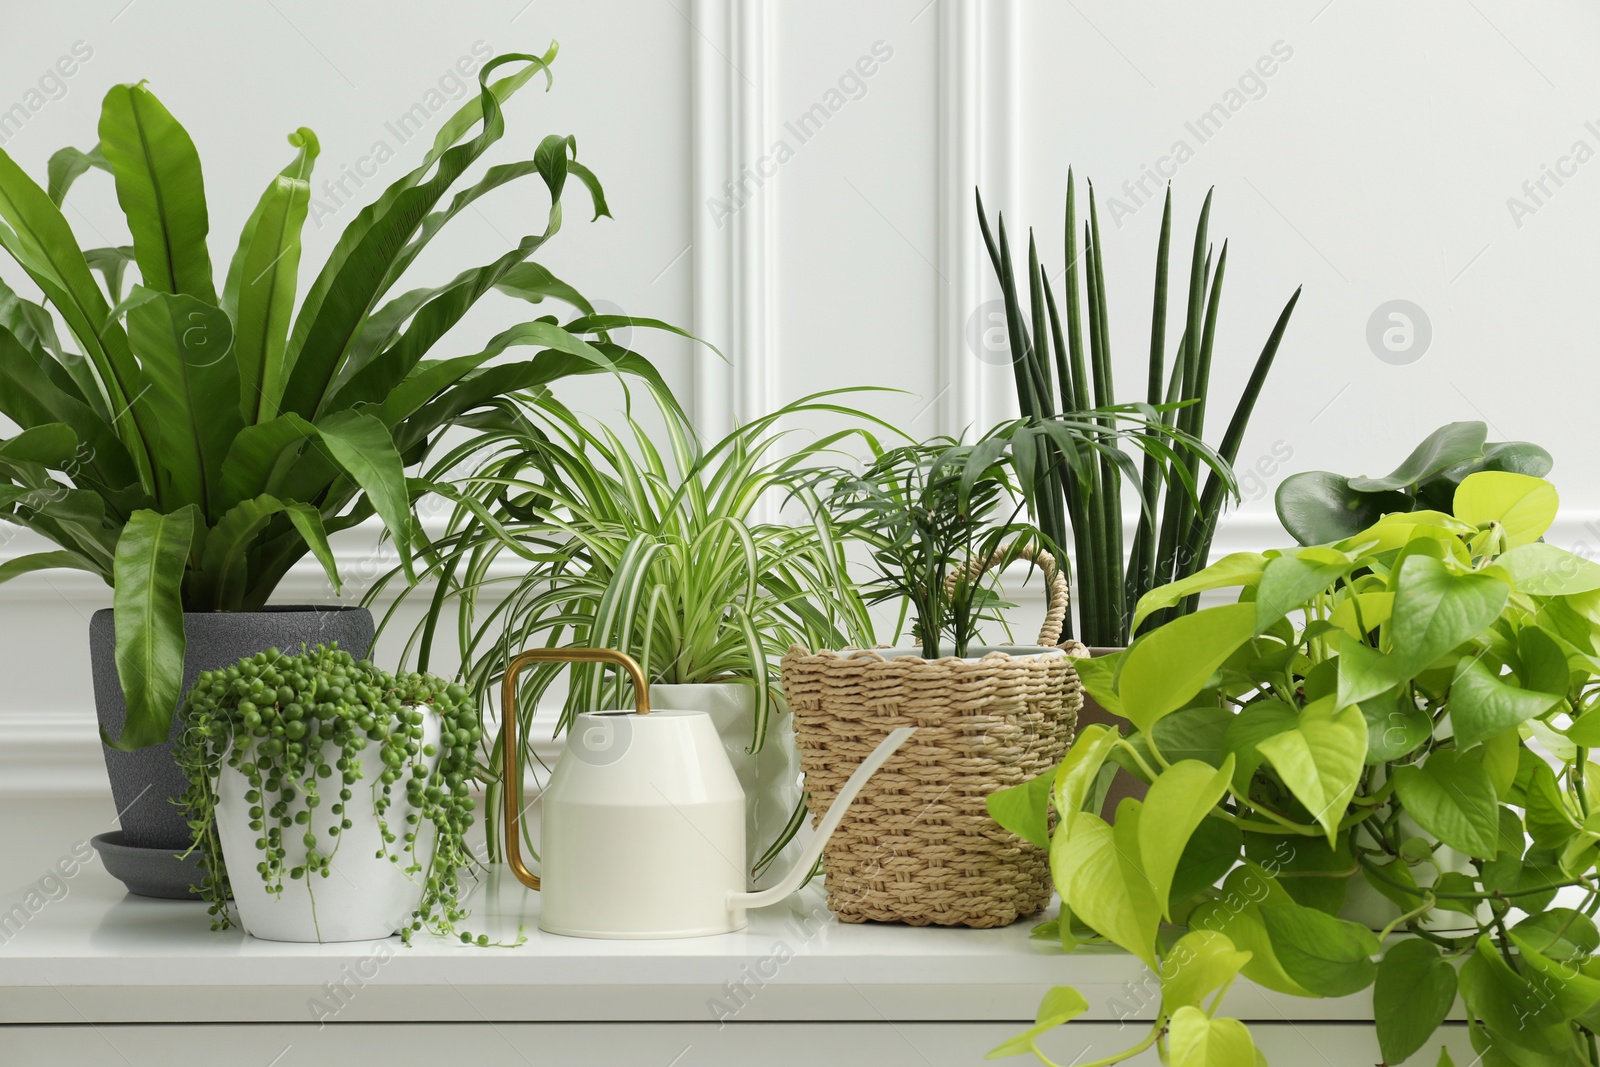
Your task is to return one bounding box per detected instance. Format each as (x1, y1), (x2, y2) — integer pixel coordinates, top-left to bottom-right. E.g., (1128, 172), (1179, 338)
(175, 643), (509, 945)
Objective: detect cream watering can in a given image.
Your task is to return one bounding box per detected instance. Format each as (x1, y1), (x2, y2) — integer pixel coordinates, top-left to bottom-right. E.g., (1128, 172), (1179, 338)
(501, 648), (913, 939)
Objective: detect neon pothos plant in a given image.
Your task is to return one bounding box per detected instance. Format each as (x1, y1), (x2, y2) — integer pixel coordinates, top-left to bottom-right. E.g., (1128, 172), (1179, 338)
(0, 45), (684, 749)
(990, 471), (1600, 1065)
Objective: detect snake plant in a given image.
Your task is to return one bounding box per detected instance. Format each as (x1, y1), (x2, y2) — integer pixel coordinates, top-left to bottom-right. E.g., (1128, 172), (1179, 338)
(978, 174), (1301, 646)
(0, 45), (685, 750)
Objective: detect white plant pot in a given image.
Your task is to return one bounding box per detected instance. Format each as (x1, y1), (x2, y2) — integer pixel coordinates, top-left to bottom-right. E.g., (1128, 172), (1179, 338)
(1339, 812), (1490, 932)
(213, 714), (441, 943)
(650, 682), (803, 891)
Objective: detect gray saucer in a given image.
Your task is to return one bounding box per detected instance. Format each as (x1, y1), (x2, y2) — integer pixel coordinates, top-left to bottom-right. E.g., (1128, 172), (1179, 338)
(90, 831), (206, 900)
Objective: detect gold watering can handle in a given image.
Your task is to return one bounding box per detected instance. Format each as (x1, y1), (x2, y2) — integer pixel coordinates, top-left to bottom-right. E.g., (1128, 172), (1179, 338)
(501, 647), (651, 891)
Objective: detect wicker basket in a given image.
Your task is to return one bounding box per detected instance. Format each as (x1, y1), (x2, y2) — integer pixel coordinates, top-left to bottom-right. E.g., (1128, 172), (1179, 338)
(781, 547), (1085, 928)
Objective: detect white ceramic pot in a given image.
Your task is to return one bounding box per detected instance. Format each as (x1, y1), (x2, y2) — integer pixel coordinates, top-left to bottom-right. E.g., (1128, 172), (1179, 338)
(1338, 811), (1490, 932)
(651, 682), (803, 891)
(214, 713), (441, 943)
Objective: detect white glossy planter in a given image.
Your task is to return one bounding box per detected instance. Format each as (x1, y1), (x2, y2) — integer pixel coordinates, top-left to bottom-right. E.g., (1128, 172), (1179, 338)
(213, 714), (441, 943)
(1339, 811), (1489, 932)
(650, 682), (803, 891)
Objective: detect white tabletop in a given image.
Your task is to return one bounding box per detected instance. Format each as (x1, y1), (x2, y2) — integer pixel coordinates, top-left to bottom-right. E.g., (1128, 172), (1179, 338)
(0, 864), (1380, 1026)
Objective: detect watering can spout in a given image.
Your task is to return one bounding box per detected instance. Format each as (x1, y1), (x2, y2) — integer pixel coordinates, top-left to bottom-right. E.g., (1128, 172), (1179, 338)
(727, 726), (915, 916)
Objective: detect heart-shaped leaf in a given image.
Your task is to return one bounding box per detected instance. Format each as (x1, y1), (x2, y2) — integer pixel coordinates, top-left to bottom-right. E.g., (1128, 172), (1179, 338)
(1392, 750), (1499, 858)
(1161, 930), (1253, 1016)
(1139, 757), (1236, 918)
(1374, 939), (1457, 1065)
(1497, 542), (1600, 596)
(1256, 697), (1368, 844)
(1258, 900), (1379, 997)
(1453, 471), (1558, 548)
(1054, 807), (1160, 968)
(1119, 603), (1257, 733)
(1167, 1006), (1257, 1067)
(1449, 656), (1563, 750)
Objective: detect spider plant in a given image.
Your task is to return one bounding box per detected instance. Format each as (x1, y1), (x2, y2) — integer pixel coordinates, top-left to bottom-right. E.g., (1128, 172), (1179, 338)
(978, 174), (1302, 646)
(375, 385), (893, 858)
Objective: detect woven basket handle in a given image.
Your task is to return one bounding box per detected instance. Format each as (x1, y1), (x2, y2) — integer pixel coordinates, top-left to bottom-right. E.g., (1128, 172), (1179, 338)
(949, 544), (1070, 647)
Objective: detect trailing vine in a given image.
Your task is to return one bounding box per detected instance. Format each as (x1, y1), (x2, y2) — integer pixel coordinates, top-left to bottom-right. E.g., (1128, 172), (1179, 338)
(175, 643), (500, 945)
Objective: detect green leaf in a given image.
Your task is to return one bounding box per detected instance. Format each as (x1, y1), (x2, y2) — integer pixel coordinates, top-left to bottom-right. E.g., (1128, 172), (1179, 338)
(98, 82), (215, 300)
(0, 140), (153, 487)
(1497, 542), (1600, 596)
(1161, 929), (1252, 1016)
(1459, 935), (1568, 1056)
(1351, 421), (1488, 492)
(986, 769), (1054, 850)
(1449, 655), (1563, 750)
(1519, 748), (1579, 850)
(1189, 866), (1310, 996)
(228, 173), (312, 423)
(1167, 1006), (1257, 1067)
(195, 494), (287, 608)
(1052, 722), (1120, 819)
(1515, 626), (1572, 698)
(1245, 831), (1352, 914)
(1119, 602), (1256, 732)
(1253, 553), (1349, 635)
(1374, 940), (1457, 1065)
(1275, 470), (1412, 546)
(45, 143), (108, 205)
(1255, 696), (1367, 844)
(314, 410), (416, 581)
(0, 422), (77, 466)
(279, 53), (546, 420)
(127, 290), (241, 512)
(1222, 699), (1299, 792)
(1140, 756), (1236, 918)
(1358, 689), (1432, 763)
(1508, 934), (1600, 1019)
(1130, 551), (1264, 632)
(1071, 652), (1123, 718)
(984, 985), (1088, 1059)
(493, 260), (595, 314)
(1453, 471), (1558, 549)
(215, 412), (318, 510)
(1393, 750), (1500, 858)
(284, 503), (340, 595)
(0, 549), (101, 586)
(1514, 909), (1600, 963)
(1340, 555), (1510, 704)
(1169, 816), (1243, 907)
(1055, 807), (1160, 967)
(106, 508), (194, 751)
(1258, 900), (1379, 997)
(1151, 705), (1232, 767)
(1387, 555), (1511, 670)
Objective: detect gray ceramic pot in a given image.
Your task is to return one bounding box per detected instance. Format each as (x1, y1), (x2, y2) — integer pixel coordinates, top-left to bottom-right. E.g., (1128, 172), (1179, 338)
(89, 606), (374, 898)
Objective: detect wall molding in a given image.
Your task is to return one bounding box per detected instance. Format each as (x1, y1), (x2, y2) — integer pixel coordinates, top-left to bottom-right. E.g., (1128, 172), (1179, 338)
(937, 0), (1019, 440)
(691, 0), (778, 443)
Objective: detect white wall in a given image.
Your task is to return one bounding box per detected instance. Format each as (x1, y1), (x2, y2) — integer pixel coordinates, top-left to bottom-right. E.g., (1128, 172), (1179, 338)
(3, 0), (1597, 872)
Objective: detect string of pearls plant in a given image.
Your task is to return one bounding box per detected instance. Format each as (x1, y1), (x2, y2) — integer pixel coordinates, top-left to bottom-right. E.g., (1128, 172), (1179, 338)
(175, 644), (497, 945)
